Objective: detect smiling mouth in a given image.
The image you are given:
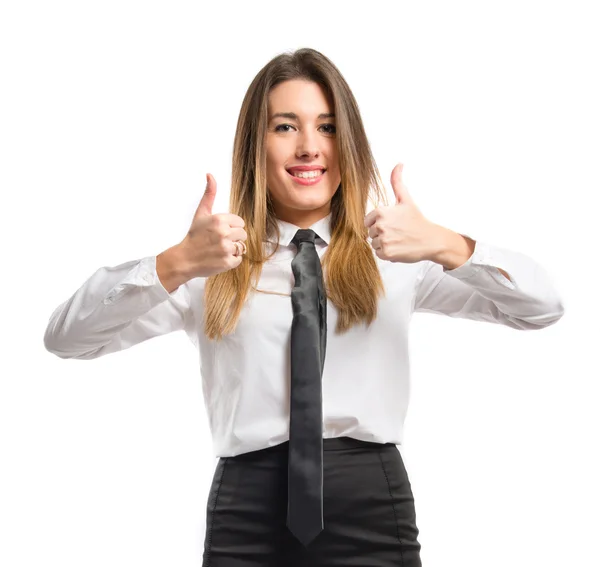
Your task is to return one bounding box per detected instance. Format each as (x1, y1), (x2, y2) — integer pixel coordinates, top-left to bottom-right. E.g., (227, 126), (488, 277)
(287, 169), (327, 178)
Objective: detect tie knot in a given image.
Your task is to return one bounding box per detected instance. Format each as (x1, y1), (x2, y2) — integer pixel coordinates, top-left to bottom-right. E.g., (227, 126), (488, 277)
(292, 229), (318, 247)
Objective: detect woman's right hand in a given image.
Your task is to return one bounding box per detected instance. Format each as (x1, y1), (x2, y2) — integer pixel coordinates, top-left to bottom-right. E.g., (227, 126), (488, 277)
(178, 173), (247, 279)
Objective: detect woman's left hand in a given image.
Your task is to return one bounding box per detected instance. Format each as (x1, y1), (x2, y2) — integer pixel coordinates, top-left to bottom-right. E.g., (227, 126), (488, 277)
(365, 163), (441, 263)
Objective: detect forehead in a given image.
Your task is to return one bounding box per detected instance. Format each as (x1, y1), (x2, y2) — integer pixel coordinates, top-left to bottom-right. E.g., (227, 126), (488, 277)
(268, 79), (332, 116)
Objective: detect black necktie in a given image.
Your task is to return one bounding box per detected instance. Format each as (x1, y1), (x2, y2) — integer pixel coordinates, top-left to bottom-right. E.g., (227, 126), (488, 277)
(287, 228), (327, 547)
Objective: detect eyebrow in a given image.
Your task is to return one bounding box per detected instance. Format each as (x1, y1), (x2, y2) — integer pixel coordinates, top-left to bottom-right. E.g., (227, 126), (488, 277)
(269, 112), (335, 122)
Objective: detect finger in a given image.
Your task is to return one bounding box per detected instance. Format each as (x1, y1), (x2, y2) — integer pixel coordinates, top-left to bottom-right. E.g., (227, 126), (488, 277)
(226, 214), (245, 228)
(229, 226), (247, 241)
(364, 209), (379, 228)
(391, 163), (413, 205)
(392, 162), (404, 183)
(368, 225), (379, 239)
(230, 240), (246, 258)
(196, 173), (217, 217)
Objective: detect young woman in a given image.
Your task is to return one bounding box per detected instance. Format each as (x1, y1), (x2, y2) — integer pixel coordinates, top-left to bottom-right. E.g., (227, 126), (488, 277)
(44, 48), (565, 566)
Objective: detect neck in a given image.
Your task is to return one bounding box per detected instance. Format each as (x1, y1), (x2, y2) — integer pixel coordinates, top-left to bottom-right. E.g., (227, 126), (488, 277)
(275, 206), (330, 229)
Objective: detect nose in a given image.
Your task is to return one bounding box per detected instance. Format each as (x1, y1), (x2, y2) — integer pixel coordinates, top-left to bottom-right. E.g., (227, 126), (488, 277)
(295, 129), (320, 159)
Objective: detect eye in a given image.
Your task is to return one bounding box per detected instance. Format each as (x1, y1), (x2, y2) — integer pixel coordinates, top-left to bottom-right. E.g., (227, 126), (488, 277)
(273, 123), (336, 134)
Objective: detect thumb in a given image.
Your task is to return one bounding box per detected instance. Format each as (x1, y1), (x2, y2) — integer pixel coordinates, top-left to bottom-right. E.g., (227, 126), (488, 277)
(391, 163), (411, 204)
(196, 173), (216, 217)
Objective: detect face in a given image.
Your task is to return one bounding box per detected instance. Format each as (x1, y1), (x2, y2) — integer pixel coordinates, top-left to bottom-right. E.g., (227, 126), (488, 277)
(265, 79), (341, 228)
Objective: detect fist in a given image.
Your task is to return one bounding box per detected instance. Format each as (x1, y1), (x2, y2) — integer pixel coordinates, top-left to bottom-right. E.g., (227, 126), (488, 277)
(179, 173), (247, 278)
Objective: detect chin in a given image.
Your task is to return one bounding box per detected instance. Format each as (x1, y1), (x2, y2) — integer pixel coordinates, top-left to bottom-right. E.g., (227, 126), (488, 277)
(289, 195), (331, 208)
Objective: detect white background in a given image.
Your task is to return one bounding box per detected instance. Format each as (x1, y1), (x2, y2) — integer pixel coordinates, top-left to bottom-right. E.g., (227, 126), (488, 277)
(1, 1), (597, 565)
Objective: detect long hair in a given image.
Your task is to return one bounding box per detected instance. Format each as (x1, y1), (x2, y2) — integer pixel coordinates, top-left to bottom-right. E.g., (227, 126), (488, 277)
(203, 48), (389, 341)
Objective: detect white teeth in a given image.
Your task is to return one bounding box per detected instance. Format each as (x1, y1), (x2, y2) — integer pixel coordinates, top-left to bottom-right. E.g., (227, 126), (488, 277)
(290, 170), (324, 178)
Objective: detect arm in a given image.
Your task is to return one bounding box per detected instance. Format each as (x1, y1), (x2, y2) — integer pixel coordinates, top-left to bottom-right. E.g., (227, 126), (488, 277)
(413, 227), (565, 330)
(430, 226), (512, 281)
(157, 244), (193, 293)
(43, 249), (196, 360)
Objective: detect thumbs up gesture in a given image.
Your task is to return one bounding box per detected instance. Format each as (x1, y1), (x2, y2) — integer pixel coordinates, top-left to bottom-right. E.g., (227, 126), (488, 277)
(364, 163), (439, 264)
(179, 173), (248, 278)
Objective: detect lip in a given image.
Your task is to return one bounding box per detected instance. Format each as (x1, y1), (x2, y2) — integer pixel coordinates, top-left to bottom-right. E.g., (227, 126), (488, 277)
(286, 165), (326, 173)
(287, 169), (326, 186)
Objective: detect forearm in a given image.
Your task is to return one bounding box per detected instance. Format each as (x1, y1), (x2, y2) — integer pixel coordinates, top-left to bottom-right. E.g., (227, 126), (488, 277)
(156, 244), (192, 293)
(429, 225), (511, 280)
(427, 224), (474, 270)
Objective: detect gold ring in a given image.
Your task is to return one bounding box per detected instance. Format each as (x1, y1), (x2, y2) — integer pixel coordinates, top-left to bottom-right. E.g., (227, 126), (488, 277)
(233, 240), (246, 256)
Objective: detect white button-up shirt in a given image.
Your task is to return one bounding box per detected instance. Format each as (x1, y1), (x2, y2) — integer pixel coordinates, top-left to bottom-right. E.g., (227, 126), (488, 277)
(44, 213), (565, 457)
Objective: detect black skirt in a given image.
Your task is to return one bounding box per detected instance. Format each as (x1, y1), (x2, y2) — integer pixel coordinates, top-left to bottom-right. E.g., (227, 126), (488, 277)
(202, 436), (422, 566)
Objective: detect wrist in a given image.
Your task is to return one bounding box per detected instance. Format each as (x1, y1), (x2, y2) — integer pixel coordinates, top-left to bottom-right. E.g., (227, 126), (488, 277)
(156, 243), (191, 293)
(429, 224), (476, 270)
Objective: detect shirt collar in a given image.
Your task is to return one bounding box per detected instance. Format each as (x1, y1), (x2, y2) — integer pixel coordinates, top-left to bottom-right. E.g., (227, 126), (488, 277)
(274, 212), (332, 247)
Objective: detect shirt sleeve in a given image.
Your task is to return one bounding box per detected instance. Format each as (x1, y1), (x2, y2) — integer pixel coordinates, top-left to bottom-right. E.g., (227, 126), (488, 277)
(412, 238), (565, 330)
(43, 255), (196, 359)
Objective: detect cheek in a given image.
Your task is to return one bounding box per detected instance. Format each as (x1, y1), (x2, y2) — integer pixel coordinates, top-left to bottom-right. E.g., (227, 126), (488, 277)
(266, 155), (287, 178)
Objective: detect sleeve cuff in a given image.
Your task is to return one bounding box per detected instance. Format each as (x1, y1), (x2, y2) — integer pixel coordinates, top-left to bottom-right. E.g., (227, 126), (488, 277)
(103, 255), (172, 305)
(442, 239), (517, 290)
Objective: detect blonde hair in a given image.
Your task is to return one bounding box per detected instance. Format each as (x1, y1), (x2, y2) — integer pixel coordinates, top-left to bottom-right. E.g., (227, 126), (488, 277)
(203, 47), (390, 341)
